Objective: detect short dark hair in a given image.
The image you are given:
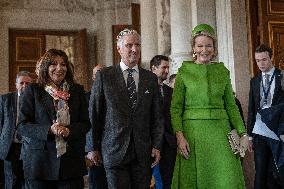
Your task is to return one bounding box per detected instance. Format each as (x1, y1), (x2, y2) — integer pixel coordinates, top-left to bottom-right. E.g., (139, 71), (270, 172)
(37, 49), (74, 87)
(169, 74), (176, 83)
(255, 44), (273, 59)
(16, 71), (32, 83)
(150, 55), (169, 71)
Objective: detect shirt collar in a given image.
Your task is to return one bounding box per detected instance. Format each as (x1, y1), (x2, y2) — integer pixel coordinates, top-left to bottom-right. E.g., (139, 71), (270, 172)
(262, 66), (275, 76)
(120, 61), (139, 73)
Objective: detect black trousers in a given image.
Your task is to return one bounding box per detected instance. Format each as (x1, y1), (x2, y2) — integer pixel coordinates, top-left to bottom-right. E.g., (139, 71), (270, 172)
(88, 165), (108, 189)
(104, 142), (151, 189)
(159, 142), (177, 189)
(4, 143), (24, 189)
(25, 177), (84, 189)
(253, 135), (282, 189)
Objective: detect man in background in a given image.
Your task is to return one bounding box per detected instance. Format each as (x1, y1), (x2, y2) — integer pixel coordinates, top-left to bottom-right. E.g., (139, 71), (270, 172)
(247, 44), (284, 189)
(0, 71), (32, 189)
(150, 55), (177, 189)
(85, 64), (108, 189)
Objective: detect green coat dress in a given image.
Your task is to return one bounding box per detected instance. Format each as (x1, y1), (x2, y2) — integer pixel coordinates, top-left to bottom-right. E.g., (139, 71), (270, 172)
(171, 61), (246, 189)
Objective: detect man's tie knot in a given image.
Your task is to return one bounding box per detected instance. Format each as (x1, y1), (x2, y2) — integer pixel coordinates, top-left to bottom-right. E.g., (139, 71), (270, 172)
(127, 68), (135, 75)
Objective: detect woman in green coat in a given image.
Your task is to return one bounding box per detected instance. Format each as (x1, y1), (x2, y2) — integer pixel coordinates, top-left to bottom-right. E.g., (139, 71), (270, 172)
(171, 23), (249, 189)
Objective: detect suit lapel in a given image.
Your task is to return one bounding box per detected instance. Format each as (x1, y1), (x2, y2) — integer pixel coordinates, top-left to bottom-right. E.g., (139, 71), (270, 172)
(40, 89), (56, 122)
(11, 93), (17, 124)
(136, 68), (147, 109)
(255, 74), (261, 109)
(272, 69), (282, 105)
(114, 65), (129, 109)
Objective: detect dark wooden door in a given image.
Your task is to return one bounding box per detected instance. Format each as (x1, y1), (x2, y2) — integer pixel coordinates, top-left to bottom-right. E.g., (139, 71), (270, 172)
(9, 29), (45, 91)
(247, 0), (284, 75)
(73, 29), (89, 90)
(9, 29), (89, 92)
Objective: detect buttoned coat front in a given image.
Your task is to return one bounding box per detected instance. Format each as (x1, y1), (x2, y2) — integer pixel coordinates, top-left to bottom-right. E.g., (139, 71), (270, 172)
(17, 83), (90, 180)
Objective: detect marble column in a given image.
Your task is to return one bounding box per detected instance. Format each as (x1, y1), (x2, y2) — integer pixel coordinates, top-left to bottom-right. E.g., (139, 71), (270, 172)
(103, 1), (116, 67)
(169, 0), (191, 75)
(191, 0), (216, 30)
(218, 1), (252, 187)
(141, 0), (158, 69)
(156, 0), (171, 56)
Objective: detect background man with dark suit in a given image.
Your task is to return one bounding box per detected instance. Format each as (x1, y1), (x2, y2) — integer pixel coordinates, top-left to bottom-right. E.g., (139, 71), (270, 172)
(85, 64), (108, 189)
(89, 29), (164, 189)
(0, 71), (32, 189)
(150, 55), (177, 189)
(247, 44), (284, 189)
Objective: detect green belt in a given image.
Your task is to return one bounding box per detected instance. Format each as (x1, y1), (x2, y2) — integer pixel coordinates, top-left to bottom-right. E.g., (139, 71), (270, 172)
(182, 108), (229, 120)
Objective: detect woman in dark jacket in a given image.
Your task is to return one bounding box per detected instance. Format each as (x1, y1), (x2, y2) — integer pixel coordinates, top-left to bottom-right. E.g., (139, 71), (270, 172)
(18, 49), (90, 189)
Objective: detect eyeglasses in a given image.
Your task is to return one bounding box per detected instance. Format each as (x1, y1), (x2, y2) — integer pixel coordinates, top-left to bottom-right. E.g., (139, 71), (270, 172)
(116, 29), (139, 41)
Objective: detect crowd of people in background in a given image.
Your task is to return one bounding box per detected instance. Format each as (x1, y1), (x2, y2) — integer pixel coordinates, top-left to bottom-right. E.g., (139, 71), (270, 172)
(0, 24), (283, 189)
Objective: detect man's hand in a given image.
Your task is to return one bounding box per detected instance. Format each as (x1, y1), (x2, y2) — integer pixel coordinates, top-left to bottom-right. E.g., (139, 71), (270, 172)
(151, 148), (161, 168)
(176, 131), (190, 159)
(86, 151), (96, 162)
(88, 150), (103, 166)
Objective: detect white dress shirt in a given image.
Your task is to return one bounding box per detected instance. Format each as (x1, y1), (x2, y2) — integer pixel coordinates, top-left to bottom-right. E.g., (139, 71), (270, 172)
(120, 61), (139, 91)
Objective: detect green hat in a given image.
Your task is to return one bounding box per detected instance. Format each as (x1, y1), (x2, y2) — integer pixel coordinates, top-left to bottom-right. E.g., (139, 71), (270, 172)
(192, 23), (215, 36)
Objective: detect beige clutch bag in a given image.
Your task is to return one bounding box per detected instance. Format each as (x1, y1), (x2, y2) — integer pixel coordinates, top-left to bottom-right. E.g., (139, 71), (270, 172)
(228, 129), (241, 155)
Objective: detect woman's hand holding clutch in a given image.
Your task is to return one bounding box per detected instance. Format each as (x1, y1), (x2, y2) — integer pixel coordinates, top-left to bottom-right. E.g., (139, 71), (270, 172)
(239, 134), (249, 157)
(176, 131), (190, 159)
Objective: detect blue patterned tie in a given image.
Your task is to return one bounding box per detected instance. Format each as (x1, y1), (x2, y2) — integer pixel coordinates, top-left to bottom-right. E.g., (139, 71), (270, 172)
(264, 74), (271, 105)
(127, 69), (137, 110)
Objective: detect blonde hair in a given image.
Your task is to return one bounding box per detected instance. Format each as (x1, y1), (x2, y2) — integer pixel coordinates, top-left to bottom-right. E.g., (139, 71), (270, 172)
(191, 31), (218, 61)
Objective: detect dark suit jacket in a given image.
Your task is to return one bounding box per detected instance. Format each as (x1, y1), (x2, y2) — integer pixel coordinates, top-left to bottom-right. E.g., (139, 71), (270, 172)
(17, 83), (90, 180)
(247, 68), (284, 136)
(0, 92), (19, 160)
(85, 91), (94, 152)
(89, 65), (164, 168)
(161, 84), (176, 148)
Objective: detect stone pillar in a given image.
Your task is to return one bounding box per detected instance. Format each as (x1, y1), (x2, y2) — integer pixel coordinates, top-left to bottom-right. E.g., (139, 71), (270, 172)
(103, 1), (116, 67)
(191, 0), (216, 30)
(141, 0), (158, 69)
(216, 0), (235, 86)
(156, 0), (171, 56)
(169, 0), (191, 75)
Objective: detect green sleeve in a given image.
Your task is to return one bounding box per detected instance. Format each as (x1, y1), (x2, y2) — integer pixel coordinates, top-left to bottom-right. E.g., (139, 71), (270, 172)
(223, 73), (246, 134)
(170, 71), (185, 133)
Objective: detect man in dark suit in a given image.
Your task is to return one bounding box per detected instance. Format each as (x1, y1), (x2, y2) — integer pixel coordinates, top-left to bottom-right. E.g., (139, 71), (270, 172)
(89, 29), (164, 189)
(247, 44), (284, 189)
(150, 55), (177, 189)
(0, 71), (32, 189)
(85, 64), (108, 189)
